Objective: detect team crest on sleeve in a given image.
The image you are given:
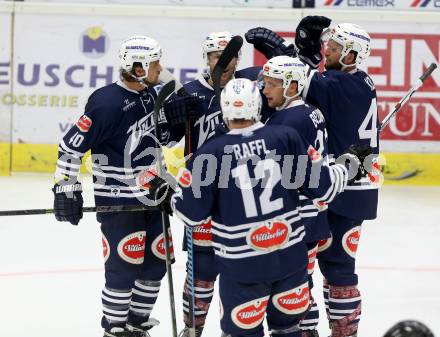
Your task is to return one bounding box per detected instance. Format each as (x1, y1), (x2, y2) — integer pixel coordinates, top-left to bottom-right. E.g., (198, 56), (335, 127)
(117, 231), (146, 264)
(136, 168), (158, 189)
(177, 167), (192, 188)
(102, 233), (110, 263)
(151, 229), (174, 260)
(247, 220), (290, 252)
(307, 145), (322, 162)
(342, 226), (361, 258)
(272, 282), (310, 315)
(76, 115), (92, 132)
(317, 235), (332, 253)
(231, 296), (269, 329)
(192, 221), (213, 247)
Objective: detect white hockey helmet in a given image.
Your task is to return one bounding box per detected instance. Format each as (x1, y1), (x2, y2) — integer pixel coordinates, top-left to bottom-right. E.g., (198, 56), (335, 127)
(263, 56), (308, 101)
(202, 31), (234, 65)
(118, 35), (162, 80)
(327, 23), (371, 67)
(221, 78), (262, 123)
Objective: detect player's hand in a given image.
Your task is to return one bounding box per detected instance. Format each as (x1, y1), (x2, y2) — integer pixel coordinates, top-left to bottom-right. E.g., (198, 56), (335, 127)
(295, 16), (331, 68)
(245, 27), (297, 59)
(138, 169), (174, 215)
(340, 144), (373, 182)
(163, 95), (202, 127)
(52, 180), (83, 225)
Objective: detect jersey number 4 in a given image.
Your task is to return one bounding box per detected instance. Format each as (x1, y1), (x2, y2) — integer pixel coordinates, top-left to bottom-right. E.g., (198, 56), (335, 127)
(231, 158), (283, 218)
(358, 98), (378, 148)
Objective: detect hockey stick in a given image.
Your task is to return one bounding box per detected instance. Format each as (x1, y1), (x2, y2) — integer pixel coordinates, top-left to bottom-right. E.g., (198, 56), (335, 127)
(0, 204), (156, 217)
(160, 69), (197, 337)
(212, 35), (244, 106)
(159, 68), (194, 158)
(153, 79), (178, 337)
(379, 63), (437, 132)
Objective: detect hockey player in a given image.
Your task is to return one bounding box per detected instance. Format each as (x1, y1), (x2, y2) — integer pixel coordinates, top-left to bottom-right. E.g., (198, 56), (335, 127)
(262, 55), (330, 335)
(52, 35), (175, 337)
(295, 18), (380, 337)
(162, 31), (261, 337)
(148, 78), (372, 337)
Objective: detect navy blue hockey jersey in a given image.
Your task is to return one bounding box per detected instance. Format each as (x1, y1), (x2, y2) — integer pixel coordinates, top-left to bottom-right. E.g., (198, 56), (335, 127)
(266, 100), (330, 243)
(183, 66), (263, 151)
(55, 81), (171, 212)
(172, 122), (348, 283)
(302, 69), (379, 220)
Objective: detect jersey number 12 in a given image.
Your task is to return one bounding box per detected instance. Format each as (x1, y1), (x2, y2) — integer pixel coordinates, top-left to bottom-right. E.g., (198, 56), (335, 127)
(231, 158), (283, 218)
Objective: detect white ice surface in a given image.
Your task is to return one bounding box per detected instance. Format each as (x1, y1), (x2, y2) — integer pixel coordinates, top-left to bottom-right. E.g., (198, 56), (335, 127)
(0, 173), (439, 337)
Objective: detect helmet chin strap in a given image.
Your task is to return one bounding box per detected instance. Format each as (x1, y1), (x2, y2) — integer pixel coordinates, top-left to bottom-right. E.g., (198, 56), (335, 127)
(338, 53), (357, 71)
(276, 87), (300, 111)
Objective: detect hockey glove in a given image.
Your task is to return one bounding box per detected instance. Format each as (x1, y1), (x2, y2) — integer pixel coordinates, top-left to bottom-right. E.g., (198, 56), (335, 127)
(295, 16), (331, 68)
(214, 122), (229, 137)
(138, 169), (175, 215)
(339, 144), (373, 183)
(245, 27), (297, 59)
(52, 180), (83, 225)
(163, 95), (202, 127)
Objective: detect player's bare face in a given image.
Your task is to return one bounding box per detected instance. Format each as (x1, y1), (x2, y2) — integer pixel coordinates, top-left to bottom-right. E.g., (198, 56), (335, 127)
(262, 76), (285, 108)
(324, 40), (343, 70)
(146, 60), (162, 85)
(208, 52), (238, 87)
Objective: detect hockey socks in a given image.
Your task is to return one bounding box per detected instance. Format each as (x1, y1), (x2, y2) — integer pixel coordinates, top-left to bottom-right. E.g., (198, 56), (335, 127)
(183, 278), (215, 328)
(328, 284), (361, 337)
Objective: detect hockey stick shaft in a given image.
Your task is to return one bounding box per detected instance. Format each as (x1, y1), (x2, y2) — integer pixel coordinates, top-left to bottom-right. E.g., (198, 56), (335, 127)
(0, 204), (156, 217)
(212, 35), (244, 106)
(379, 63), (437, 132)
(160, 68), (197, 337)
(153, 80), (178, 337)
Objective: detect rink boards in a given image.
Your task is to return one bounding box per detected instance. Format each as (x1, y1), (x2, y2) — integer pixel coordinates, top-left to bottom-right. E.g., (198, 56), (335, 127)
(0, 2), (439, 184)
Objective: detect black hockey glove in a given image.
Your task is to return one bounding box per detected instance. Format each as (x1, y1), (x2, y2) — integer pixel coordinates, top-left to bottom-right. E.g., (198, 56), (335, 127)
(163, 95), (202, 127)
(214, 122), (229, 137)
(339, 144), (373, 183)
(295, 16), (331, 68)
(245, 27), (297, 59)
(138, 169), (175, 215)
(149, 175), (174, 215)
(52, 180), (83, 225)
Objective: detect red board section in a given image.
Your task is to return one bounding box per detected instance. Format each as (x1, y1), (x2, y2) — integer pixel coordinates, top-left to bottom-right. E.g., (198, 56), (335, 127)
(253, 32), (440, 141)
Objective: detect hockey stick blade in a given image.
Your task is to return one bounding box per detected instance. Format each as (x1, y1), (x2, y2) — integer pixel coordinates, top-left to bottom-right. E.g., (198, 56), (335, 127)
(379, 62), (438, 132)
(0, 204), (156, 217)
(212, 35), (243, 105)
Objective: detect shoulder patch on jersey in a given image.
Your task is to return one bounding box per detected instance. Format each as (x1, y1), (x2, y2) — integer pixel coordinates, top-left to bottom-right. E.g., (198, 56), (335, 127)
(247, 220), (290, 252)
(102, 233), (110, 263)
(151, 229), (174, 261)
(272, 282), (310, 315)
(117, 231), (146, 264)
(231, 296), (269, 329)
(342, 226), (361, 258)
(177, 167), (192, 188)
(76, 115), (92, 133)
